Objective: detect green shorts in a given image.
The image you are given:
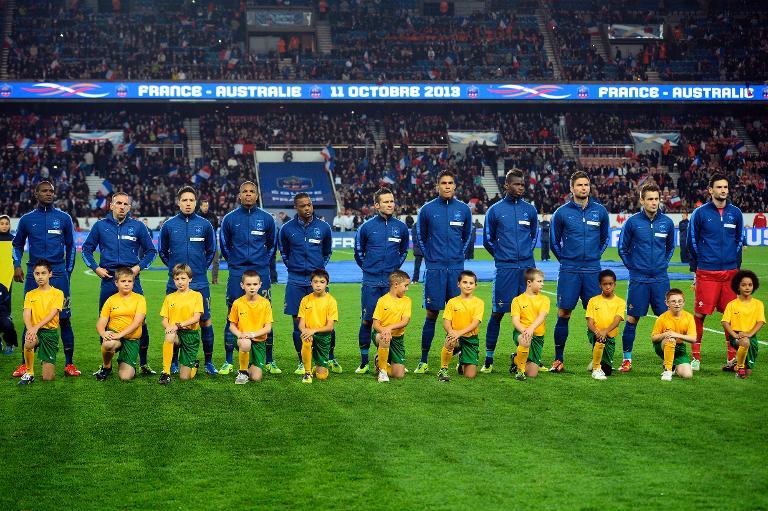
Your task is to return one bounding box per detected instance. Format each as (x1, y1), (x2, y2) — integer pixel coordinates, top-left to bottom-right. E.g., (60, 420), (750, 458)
(653, 341), (691, 367)
(588, 331), (616, 369)
(37, 328), (59, 365)
(729, 335), (759, 369)
(458, 334), (479, 366)
(116, 339), (140, 369)
(249, 341), (266, 369)
(512, 331), (544, 366)
(312, 332), (332, 369)
(177, 329), (201, 368)
(371, 332), (406, 365)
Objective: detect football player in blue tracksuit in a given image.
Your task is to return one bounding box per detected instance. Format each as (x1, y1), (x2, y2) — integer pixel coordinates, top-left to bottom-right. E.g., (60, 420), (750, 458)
(12, 181), (80, 377)
(617, 182), (675, 372)
(354, 187), (409, 374)
(81, 191), (158, 376)
(481, 169), (538, 373)
(414, 169), (473, 373)
(158, 186), (217, 375)
(686, 173), (744, 370)
(549, 171), (610, 372)
(278, 192), (337, 374)
(218, 181), (279, 375)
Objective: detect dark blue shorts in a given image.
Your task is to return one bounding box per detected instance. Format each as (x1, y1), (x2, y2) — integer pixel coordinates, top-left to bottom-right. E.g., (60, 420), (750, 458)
(361, 284), (389, 321)
(423, 268), (463, 311)
(284, 282), (313, 316)
(165, 284), (212, 322)
(626, 279), (669, 318)
(226, 268), (272, 309)
(25, 265), (71, 319)
(491, 268), (528, 313)
(556, 270), (600, 311)
(98, 273), (145, 310)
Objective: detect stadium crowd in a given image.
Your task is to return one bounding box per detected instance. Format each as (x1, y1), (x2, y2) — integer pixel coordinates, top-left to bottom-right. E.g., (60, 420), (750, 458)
(1, 109), (766, 220)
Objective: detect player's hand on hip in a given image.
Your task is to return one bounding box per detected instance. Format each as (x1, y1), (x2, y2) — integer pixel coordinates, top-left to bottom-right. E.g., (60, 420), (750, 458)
(95, 267), (112, 279)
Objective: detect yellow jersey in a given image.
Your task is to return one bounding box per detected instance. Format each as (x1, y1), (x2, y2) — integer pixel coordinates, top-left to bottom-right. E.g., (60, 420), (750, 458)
(0, 237), (12, 289)
(228, 295), (274, 341)
(160, 290), (204, 330)
(298, 292), (338, 330)
(585, 294), (626, 338)
(652, 310), (696, 344)
(23, 286), (64, 330)
(372, 293), (412, 337)
(100, 292), (147, 340)
(722, 297), (765, 333)
(511, 292), (550, 337)
(443, 295), (485, 337)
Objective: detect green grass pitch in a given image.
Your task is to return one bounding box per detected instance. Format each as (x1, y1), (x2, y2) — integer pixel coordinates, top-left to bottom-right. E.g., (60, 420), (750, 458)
(1, 247), (766, 510)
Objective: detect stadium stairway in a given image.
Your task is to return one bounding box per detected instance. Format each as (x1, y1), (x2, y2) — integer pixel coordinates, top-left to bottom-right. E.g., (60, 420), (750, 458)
(367, 118), (386, 155)
(536, 9), (564, 80)
(482, 163), (502, 199)
(590, 33), (611, 66)
(734, 119), (760, 156)
(184, 118), (202, 165)
(86, 175), (106, 200)
(0, 0), (15, 80)
(555, 124), (579, 163)
(316, 20), (333, 55)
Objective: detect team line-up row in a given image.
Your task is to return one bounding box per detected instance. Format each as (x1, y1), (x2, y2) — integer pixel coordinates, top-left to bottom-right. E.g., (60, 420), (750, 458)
(6, 170), (764, 385)
(15, 259), (764, 385)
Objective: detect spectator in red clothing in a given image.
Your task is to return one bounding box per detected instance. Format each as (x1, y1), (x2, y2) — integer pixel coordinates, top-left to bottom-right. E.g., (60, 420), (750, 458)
(754, 212), (767, 228)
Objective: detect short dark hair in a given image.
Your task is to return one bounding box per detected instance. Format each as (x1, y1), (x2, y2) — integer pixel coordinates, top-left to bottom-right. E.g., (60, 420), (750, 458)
(176, 186), (198, 200)
(35, 181), (54, 191)
(570, 171), (590, 186)
(311, 268), (330, 283)
(505, 169), (524, 184)
(239, 181), (257, 191)
(731, 270), (760, 294)
(241, 270), (261, 282)
(708, 173), (728, 188)
(374, 187), (394, 204)
(666, 288), (684, 300)
(458, 270), (477, 283)
(437, 169), (456, 182)
(640, 182), (660, 199)
(599, 269), (617, 282)
(33, 259), (52, 272)
(293, 192), (310, 205)
(111, 191), (131, 202)
(389, 269), (410, 285)
(525, 267), (544, 281)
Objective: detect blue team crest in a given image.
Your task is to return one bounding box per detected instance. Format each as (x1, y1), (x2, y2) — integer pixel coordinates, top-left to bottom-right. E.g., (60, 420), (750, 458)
(115, 84), (129, 97)
(52, 218), (61, 229)
(0, 84), (12, 97)
(127, 226), (135, 236)
(255, 220), (265, 231)
(195, 225), (203, 235)
(578, 86), (589, 98)
(392, 227), (400, 238)
(467, 86), (479, 99)
(452, 211), (463, 222)
(278, 175), (313, 191)
(310, 86), (322, 99)
(657, 224), (668, 233)
(313, 227), (322, 238)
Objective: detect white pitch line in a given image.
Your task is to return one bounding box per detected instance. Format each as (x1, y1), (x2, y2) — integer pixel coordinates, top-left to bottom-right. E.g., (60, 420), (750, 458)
(540, 289), (727, 335)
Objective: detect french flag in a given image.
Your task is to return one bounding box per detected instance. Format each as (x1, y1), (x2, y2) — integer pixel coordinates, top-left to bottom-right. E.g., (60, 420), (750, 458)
(735, 141), (747, 154)
(56, 138), (72, 153)
(167, 167), (179, 178)
(320, 144), (335, 172)
(196, 166), (211, 180)
(120, 142), (136, 155)
(95, 197), (108, 210)
(669, 196), (682, 207)
(17, 137), (33, 149)
(98, 179), (113, 196)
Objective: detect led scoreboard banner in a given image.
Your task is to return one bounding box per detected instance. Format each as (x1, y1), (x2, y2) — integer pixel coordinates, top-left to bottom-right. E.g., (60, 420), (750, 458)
(1, 82), (765, 102)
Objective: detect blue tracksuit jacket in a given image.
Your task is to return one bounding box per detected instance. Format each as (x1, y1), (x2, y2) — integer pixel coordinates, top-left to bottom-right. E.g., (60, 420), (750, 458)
(618, 211), (675, 282)
(687, 200), (743, 272)
(158, 213), (216, 290)
(483, 195), (538, 269)
(416, 197), (473, 270)
(12, 205), (75, 272)
(81, 213), (157, 271)
(354, 214), (409, 286)
(550, 198), (610, 272)
(278, 215), (332, 285)
(219, 205), (277, 272)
